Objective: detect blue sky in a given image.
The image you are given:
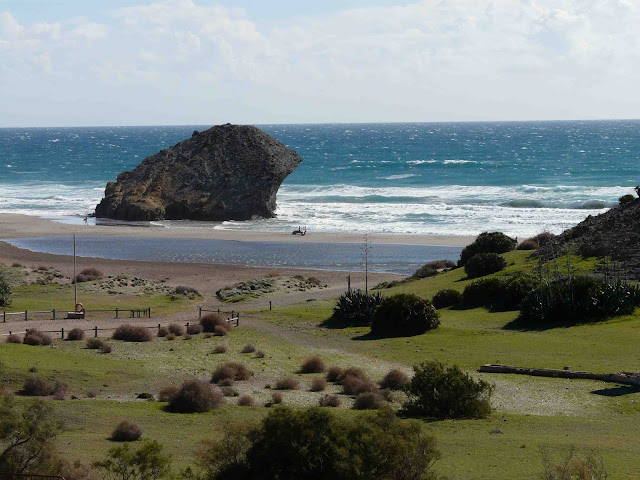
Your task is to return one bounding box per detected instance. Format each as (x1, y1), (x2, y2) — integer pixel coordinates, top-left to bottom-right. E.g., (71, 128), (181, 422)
(1, 0), (639, 127)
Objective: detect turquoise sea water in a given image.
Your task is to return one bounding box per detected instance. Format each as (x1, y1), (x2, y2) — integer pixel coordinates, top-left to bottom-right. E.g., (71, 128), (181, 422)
(1, 121), (639, 237)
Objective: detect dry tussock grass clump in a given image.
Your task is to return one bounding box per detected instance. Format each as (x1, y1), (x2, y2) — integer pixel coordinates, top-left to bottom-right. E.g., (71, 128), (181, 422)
(211, 362), (251, 383)
(237, 395), (255, 406)
(22, 375), (67, 398)
(168, 323), (184, 336)
(186, 324), (202, 335)
(158, 385), (180, 402)
(255, 350), (265, 358)
(299, 356), (326, 374)
(86, 338), (106, 349)
(99, 343), (112, 354)
(5, 334), (22, 344)
(275, 377), (300, 390)
(111, 421), (143, 442)
(353, 392), (387, 410)
(319, 394), (341, 408)
(23, 329), (52, 346)
(241, 344), (256, 354)
(310, 377), (327, 392)
(265, 392), (283, 407)
(339, 367), (377, 396)
(326, 366), (343, 383)
(112, 324), (152, 342)
(221, 386), (239, 397)
(200, 313), (232, 333)
(167, 379), (224, 413)
(213, 325), (228, 336)
(76, 267), (103, 282)
(66, 328), (85, 341)
(157, 327), (169, 337)
(379, 369), (410, 391)
(212, 344), (228, 354)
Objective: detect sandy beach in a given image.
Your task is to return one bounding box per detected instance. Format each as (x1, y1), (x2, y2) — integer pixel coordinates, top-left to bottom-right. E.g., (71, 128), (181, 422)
(0, 213), (475, 246)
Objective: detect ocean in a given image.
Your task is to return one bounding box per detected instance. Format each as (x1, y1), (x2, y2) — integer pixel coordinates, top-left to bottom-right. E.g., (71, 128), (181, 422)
(1, 121), (639, 237)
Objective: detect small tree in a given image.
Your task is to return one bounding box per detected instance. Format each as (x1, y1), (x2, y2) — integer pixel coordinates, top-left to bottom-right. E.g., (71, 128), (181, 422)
(371, 293), (440, 337)
(402, 361), (492, 419)
(330, 289), (382, 327)
(93, 440), (171, 480)
(0, 395), (64, 473)
(464, 252), (507, 279)
(0, 274), (10, 307)
(458, 231), (516, 266)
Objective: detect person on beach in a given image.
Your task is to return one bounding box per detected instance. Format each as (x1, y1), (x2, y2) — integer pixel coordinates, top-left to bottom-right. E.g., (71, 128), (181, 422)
(84, 215), (88, 225)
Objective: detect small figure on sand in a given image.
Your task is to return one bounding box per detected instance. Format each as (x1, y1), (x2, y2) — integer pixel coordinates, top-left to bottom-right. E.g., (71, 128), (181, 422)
(292, 226), (307, 236)
(83, 215), (88, 225)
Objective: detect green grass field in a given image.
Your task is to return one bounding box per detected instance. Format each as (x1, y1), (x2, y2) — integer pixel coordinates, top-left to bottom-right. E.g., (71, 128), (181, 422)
(2, 250), (640, 479)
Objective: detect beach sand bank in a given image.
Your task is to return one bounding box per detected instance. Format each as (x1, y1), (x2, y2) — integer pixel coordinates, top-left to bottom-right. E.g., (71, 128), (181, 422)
(0, 214), (475, 246)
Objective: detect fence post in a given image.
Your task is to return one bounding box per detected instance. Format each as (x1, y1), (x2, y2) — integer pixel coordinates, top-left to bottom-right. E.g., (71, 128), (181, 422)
(217, 308), (220, 314)
(94, 326), (98, 338)
(61, 328), (64, 339)
(24, 310), (27, 321)
(199, 306), (202, 318)
(186, 322), (189, 331)
(116, 308), (119, 319)
(269, 301), (272, 311)
(158, 324), (161, 333)
(53, 309), (56, 320)
(148, 307), (151, 318)
(3, 311), (5, 323)
(236, 313), (240, 327)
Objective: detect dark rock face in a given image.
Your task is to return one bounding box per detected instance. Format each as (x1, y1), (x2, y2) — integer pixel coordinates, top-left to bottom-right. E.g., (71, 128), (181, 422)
(551, 197), (640, 278)
(95, 124), (302, 221)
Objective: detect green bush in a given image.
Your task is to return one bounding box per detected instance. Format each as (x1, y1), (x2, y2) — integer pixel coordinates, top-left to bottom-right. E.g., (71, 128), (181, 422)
(464, 252), (506, 278)
(518, 276), (640, 327)
(402, 361), (492, 419)
(94, 440), (170, 480)
(516, 239), (539, 250)
(371, 293), (439, 337)
(459, 231), (516, 266)
(432, 289), (462, 309)
(619, 194), (635, 205)
(0, 274), (10, 307)
(412, 259), (456, 279)
(198, 407), (441, 480)
(330, 289), (382, 327)
(463, 274), (536, 311)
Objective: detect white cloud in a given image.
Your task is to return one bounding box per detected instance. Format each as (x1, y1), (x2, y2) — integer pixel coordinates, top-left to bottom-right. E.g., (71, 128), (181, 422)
(1, 0), (640, 126)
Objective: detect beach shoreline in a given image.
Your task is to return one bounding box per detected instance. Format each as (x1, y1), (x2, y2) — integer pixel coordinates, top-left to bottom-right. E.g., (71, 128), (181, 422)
(0, 213), (476, 246)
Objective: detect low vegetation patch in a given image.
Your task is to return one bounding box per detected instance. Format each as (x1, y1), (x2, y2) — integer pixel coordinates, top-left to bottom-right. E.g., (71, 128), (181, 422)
(353, 392), (387, 410)
(66, 328), (85, 341)
(112, 324), (152, 342)
(167, 379), (224, 413)
(432, 288), (462, 309)
(75, 267), (103, 283)
(463, 273), (537, 311)
(326, 366), (343, 383)
(319, 394), (340, 407)
(0, 273), (10, 307)
(111, 421), (143, 442)
(186, 324), (202, 335)
(310, 377), (327, 392)
(330, 289), (383, 327)
(237, 395), (255, 407)
(299, 355), (326, 374)
(22, 375), (67, 398)
(371, 293), (440, 337)
(459, 231), (516, 266)
(275, 377), (300, 390)
(211, 362), (251, 384)
(5, 334), (21, 344)
(23, 329), (52, 346)
(464, 252), (507, 278)
(157, 327), (169, 337)
(212, 344), (228, 354)
(200, 313), (231, 334)
(241, 344), (256, 354)
(412, 259), (456, 279)
(402, 361), (492, 420)
(168, 323), (184, 336)
(86, 338), (107, 349)
(379, 369), (410, 391)
(158, 385), (179, 403)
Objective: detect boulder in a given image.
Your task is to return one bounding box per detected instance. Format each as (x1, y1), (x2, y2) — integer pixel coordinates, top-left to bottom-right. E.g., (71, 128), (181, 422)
(95, 124), (302, 221)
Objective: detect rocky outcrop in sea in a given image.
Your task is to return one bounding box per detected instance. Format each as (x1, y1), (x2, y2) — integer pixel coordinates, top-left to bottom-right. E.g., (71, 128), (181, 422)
(95, 124), (302, 221)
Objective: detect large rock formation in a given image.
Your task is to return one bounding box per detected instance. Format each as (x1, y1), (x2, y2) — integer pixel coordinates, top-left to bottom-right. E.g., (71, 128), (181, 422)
(95, 124), (302, 221)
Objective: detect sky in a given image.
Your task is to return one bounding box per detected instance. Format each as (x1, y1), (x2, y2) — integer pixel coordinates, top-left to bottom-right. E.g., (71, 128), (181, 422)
(1, 0), (639, 127)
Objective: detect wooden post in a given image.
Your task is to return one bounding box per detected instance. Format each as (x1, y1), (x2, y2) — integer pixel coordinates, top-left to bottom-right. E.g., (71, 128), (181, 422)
(199, 307), (202, 318)
(116, 307), (119, 319)
(24, 310), (27, 321)
(94, 326), (98, 338)
(217, 308), (220, 314)
(148, 307), (151, 318)
(236, 313), (240, 327)
(53, 309), (56, 320)
(61, 328), (64, 339)
(158, 324), (161, 332)
(3, 311), (5, 323)
(269, 301), (272, 310)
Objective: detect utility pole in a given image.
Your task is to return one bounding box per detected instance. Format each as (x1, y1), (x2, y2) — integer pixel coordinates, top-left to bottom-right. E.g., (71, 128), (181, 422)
(364, 233), (370, 296)
(73, 234), (77, 307)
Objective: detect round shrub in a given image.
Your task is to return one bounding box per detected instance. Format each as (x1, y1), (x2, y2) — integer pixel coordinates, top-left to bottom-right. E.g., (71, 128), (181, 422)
(213, 325), (228, 336)
(22, 375), (52, 396)
(330, 289), (383, 327)
(5, 334), (21, 344)
(353, 392), (387, 410)
(158, 385), (179, 402)
(326, 366), (343, 383)
(619, 194), (635, 205)
(241, 344), (256, 354)
(462, 277), (506, 308)
(213, 344), (228, 354)
(342, 376), (377, 396)
(459, 231), (516, 266)
(99, 343), (112, 354)
(503, 274), (537, 310)
(402, 361), (493, 419)
(211, 362), (251, 383)
(186, 324), (202, 335)
(270, 392), (283, 405)
(299, 356), (326, 374)
(157, 327), (169, 337)
(0, 274), (10, 307)
(66, 328), (85, 341)
(200, 313), (231, 333)
(516, 239), (539, 250)
(337, 367), (367, 384)
(168, 323), (184, 336)
(255, 350), (265, 358)
(464, 252), (506, 279)
(432, 289), (462, 309)
(275, 377), (300, 390)
(111, 421), (143, 442)
(86, 338), (106, 350)
(310, 377), (327, 392)
(379, 369), (410, 391)
(113, 325), (152, 342)
(319, 394), (341, 408)
(237, 395), (255, 407)
(412, 260), (456, 279)
(222, 386), (239, 397)
(76, 267), (103, 282)
(371, 293), (440, 337)
(23, 329), (52, 346)
(531, 232), (555, 247)
(167, 379), (224, 413)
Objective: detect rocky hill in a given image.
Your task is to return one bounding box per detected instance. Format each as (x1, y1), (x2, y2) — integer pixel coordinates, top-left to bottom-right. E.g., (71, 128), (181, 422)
(95, 124), (302, 221)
